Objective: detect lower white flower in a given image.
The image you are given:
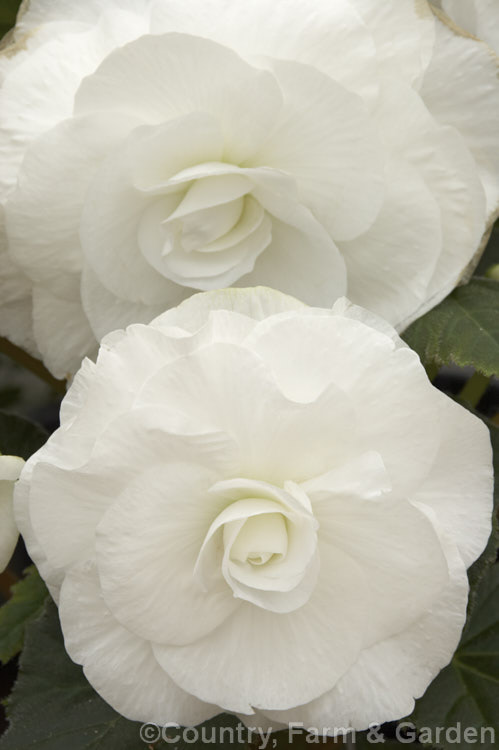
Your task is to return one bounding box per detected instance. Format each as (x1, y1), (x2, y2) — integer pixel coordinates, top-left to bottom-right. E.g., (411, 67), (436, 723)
(16, 288), (493, 730)
(0, 455), (24, 572)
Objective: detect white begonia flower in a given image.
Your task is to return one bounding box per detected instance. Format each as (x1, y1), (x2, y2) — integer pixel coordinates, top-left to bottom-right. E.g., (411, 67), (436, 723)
(0, 0), (499, 378)
(15, 287), (493, 730)
(0, 455), (24, 572)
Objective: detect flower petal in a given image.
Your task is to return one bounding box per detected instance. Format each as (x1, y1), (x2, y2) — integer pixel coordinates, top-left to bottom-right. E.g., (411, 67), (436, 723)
(75, 33), (283, 164)
(80, 113), (224, 305)
(350, 0), (436, 86)
(150, 0), (379, 101)
(441, 0), (499, 54)
(339, 159), (441, 327)
(420, 13), (499, 219)
(265, 530), (468, 730)
(80, 265), (170, 341)
(252, 59), (384, 241)
(136, 343), (358, 483)
(0, 456), (24, 572)
(153, 543), (367, 713)
(374, 81), (486, 329)
(411, 391), (494, 567)
(96, 462), (239, 646)
(151, 287), (305, 333)
(245, 313), (440, 495)
(32, 284), (97, 379)
(59, 559), (219, 726)
(236, 218), (346, 308)
(312, 491), (450, 647)
(0, 9), (149, 198)
(6, 111), (139, 296)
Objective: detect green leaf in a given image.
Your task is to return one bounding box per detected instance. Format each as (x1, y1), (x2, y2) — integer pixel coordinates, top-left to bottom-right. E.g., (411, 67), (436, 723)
(0, 0), (21, 40)
(1, 599), (255, 750)
(0, 566), (48, 664)
(411, 564), (499, 750)
(403, 278), (499, 377)
(0, 410), (47, 460)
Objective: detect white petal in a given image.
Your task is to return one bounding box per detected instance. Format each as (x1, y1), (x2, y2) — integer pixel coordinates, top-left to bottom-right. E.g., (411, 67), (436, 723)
(28, 321), (236, 479)
(313, 492), (449, 647)
(0, 456), (24, 572)
(236, 218), (347, 308)
(155, 202), (273, 291)
(420, 14), (499, 219)
(154, 543), (367, 713)
(80, 264), (170, 341)
(75, 33), (283, 164)
(195, 481), (319, 613)
(5, 112), (138, 297)
(442, 0), (499, 54)
(80, 114), (224, 305)
(26, 408), (239, 590)
(375, 81), (486, 329)
(350, 0), (436, 86)
(246, 313), (440, 495)
(0, 221), (37, 355)
(32, 284), (97, 379)
(266, 532), (468, 730)
(0, 455), (25, 483)
(251, 59), (384, 242)
(150, 0), (379, 101)
(0, 297), (38, 359)
(15, 470), (56, 597)
(136, 342), (358, 483)
(339, 159), (441, 327)
(151, 287), (305, 333)
(302, 451), (391, 501)
(411, 392), (493, 567)
(96, 462), (239, 646)
(0, 9), (150, 198)
(166, 173), (253, 219)
(330, 296), (405, 345)
(59, 559), (218, 726)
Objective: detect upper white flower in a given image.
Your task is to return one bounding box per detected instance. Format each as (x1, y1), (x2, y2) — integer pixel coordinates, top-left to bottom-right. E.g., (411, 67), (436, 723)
(16, 287), (493, 730)
(0, 455), (24, 572)
(1, 0), (499, 377)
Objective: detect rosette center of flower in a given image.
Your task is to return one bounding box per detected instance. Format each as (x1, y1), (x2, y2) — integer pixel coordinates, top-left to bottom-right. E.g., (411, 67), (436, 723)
(136, 164), (275, 291)
(194, 478), (320, 613)
(225, 511), (288, 567)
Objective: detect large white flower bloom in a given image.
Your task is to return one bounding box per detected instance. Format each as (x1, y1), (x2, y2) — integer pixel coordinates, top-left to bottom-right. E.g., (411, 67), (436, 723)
(0, 1), (499, 377)
(0, 455), (24, 572)
(16, 288), (493, 730)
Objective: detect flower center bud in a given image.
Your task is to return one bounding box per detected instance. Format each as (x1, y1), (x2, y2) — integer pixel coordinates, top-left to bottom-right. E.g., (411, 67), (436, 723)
(137, 164), (273, 290)
(225, 512), (288, 567)
(194, 478), (319, 613)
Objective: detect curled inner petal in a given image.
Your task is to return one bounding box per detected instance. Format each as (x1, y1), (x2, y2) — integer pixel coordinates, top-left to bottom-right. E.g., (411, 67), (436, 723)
(194, 478), (319, 613)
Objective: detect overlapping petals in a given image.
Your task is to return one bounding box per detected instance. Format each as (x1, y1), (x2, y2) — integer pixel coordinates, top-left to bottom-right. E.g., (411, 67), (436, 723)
(0, 0), (498, 376)
(16, 288), (493, 729)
